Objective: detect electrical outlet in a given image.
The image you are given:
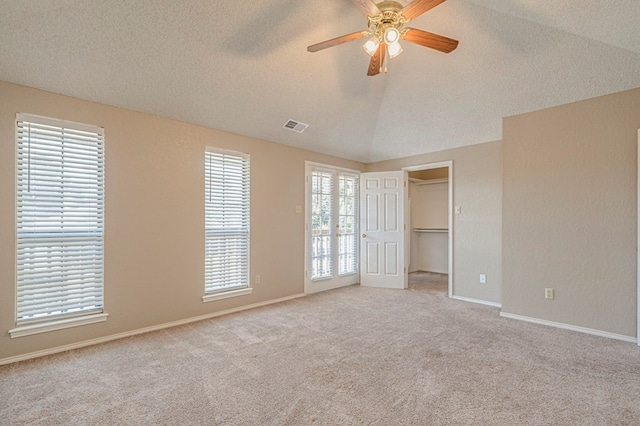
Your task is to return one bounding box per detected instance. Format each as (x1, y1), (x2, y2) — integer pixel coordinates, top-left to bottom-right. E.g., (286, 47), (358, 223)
(295, 205), (302, 214)
(545, 288), (554, 299)
(255, 275), (261, 285)
(479, 274), (486, 284)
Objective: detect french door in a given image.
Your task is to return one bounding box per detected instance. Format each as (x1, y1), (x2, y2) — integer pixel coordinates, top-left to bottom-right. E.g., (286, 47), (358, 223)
(305, 163), (360, 294)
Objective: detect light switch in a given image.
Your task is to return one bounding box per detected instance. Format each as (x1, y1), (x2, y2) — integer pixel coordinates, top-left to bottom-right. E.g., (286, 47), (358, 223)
(455, 206), (461, 215)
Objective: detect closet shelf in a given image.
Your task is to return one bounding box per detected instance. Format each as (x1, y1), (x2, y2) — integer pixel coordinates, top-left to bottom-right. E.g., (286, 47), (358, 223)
(408, 178), (448, 186)
(413, 228), (448, 233)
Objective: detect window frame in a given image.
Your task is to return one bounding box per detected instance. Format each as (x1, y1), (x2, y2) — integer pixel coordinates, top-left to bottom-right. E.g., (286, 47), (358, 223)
(9, 113), (108, 338)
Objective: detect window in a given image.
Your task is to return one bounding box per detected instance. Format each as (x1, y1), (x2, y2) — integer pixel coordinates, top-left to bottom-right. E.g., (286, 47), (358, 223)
(12, 114), (106, 337)
(203, 147), (251, 301)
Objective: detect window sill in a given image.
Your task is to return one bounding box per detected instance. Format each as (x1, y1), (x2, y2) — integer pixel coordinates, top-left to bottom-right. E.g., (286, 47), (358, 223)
(202, 287), (253, 303)
(9, 313), (109, 339)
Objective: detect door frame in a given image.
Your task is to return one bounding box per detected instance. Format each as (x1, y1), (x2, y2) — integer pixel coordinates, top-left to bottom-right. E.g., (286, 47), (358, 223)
(637, 130), (639, 346)
(304, 161), (361, 295)
(403, 161), (454, 298)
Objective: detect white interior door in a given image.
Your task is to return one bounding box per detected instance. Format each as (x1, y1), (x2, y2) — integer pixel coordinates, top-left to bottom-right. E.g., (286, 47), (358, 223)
(360, 171), (408, 289)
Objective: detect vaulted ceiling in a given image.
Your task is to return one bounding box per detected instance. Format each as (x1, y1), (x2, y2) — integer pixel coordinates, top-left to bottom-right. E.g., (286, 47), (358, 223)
(1, 0), (639, 162)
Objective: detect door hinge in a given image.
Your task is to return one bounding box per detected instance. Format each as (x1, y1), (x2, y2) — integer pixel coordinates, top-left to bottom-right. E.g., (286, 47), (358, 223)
(404, 180), (407, 187)
(404, 224), (406, 230)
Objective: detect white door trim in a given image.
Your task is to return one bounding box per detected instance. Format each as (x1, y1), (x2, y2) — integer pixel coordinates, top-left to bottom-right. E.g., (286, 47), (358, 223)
(403, 161), (454, 298)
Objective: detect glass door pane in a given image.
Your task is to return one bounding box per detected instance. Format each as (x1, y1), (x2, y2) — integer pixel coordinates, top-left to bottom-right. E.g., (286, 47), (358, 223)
(338, 174), (358, 275)
(311, 171), (333, 280)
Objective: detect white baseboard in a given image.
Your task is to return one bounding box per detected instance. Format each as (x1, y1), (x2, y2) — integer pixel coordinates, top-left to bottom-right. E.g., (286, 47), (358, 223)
(452, 295), (502, 308)
(305, 281), (358, 295)
(500, 312), (637, 344)
(0, 293), (306, 366)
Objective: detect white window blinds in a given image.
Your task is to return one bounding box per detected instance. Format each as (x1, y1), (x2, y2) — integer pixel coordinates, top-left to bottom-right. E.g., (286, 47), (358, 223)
(204, 148), (250, 293)
(16, 113), (105, 324)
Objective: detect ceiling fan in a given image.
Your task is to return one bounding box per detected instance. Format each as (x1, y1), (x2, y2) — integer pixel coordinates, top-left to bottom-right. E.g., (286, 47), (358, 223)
(307, 0), (458, 76)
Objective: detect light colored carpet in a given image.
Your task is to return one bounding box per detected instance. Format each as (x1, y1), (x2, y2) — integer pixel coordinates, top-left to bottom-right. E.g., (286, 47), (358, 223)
(1, 272), (640, 425)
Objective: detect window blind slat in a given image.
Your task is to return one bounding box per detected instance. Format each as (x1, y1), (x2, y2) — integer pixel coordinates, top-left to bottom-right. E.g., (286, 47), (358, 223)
(18, 261), (101, 271)
(17, 287), (103, 301)
(18, 286), (103, 301)
(17, 147), (103, 160)
(16, 114), (104, 324)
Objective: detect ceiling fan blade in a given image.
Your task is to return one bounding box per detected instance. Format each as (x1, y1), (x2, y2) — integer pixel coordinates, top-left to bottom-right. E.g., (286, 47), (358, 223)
(351, 0), (381, 16)
(401, 0), (446, 21)
(307, 31), (369, 53)
(367, 43), (386, 76)
(402, 28), (458, 53)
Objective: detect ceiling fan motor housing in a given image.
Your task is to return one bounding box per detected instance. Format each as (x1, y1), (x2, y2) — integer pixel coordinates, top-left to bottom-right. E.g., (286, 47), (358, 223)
(367, 1), (407, 39)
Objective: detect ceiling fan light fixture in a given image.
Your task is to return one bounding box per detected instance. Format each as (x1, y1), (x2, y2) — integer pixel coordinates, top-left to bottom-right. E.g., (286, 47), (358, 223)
(362, 36), (380, 56)
(383, 27), (400, 44)
(387, 41), (403, 58)
(307, 0), (458, 76)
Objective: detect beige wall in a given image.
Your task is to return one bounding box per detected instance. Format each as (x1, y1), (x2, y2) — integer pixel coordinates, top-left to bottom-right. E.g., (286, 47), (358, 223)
(410, 181), (448, 229)
(368, 140), (503, 304)
(3, 79), (638, 362)
(0, 81), (364, 361)
(502, 87), (640, 338)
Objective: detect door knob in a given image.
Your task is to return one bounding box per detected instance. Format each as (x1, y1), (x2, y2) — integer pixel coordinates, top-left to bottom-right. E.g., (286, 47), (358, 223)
(362, 233), (367, 238)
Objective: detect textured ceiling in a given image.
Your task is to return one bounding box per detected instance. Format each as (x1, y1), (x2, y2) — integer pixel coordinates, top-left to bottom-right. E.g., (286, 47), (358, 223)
(0, 0), (639, 162)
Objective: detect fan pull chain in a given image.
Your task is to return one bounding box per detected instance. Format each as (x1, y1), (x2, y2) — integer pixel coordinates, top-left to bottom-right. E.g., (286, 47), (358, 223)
(384, 48), (388, 74)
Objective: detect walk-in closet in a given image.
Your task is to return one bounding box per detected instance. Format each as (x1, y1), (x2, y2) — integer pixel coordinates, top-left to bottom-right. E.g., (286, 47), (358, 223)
(408, 167), (449, 275)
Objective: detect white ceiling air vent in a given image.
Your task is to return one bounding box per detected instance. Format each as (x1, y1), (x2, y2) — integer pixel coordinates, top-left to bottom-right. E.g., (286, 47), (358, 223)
(283, 119), (309, 133)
